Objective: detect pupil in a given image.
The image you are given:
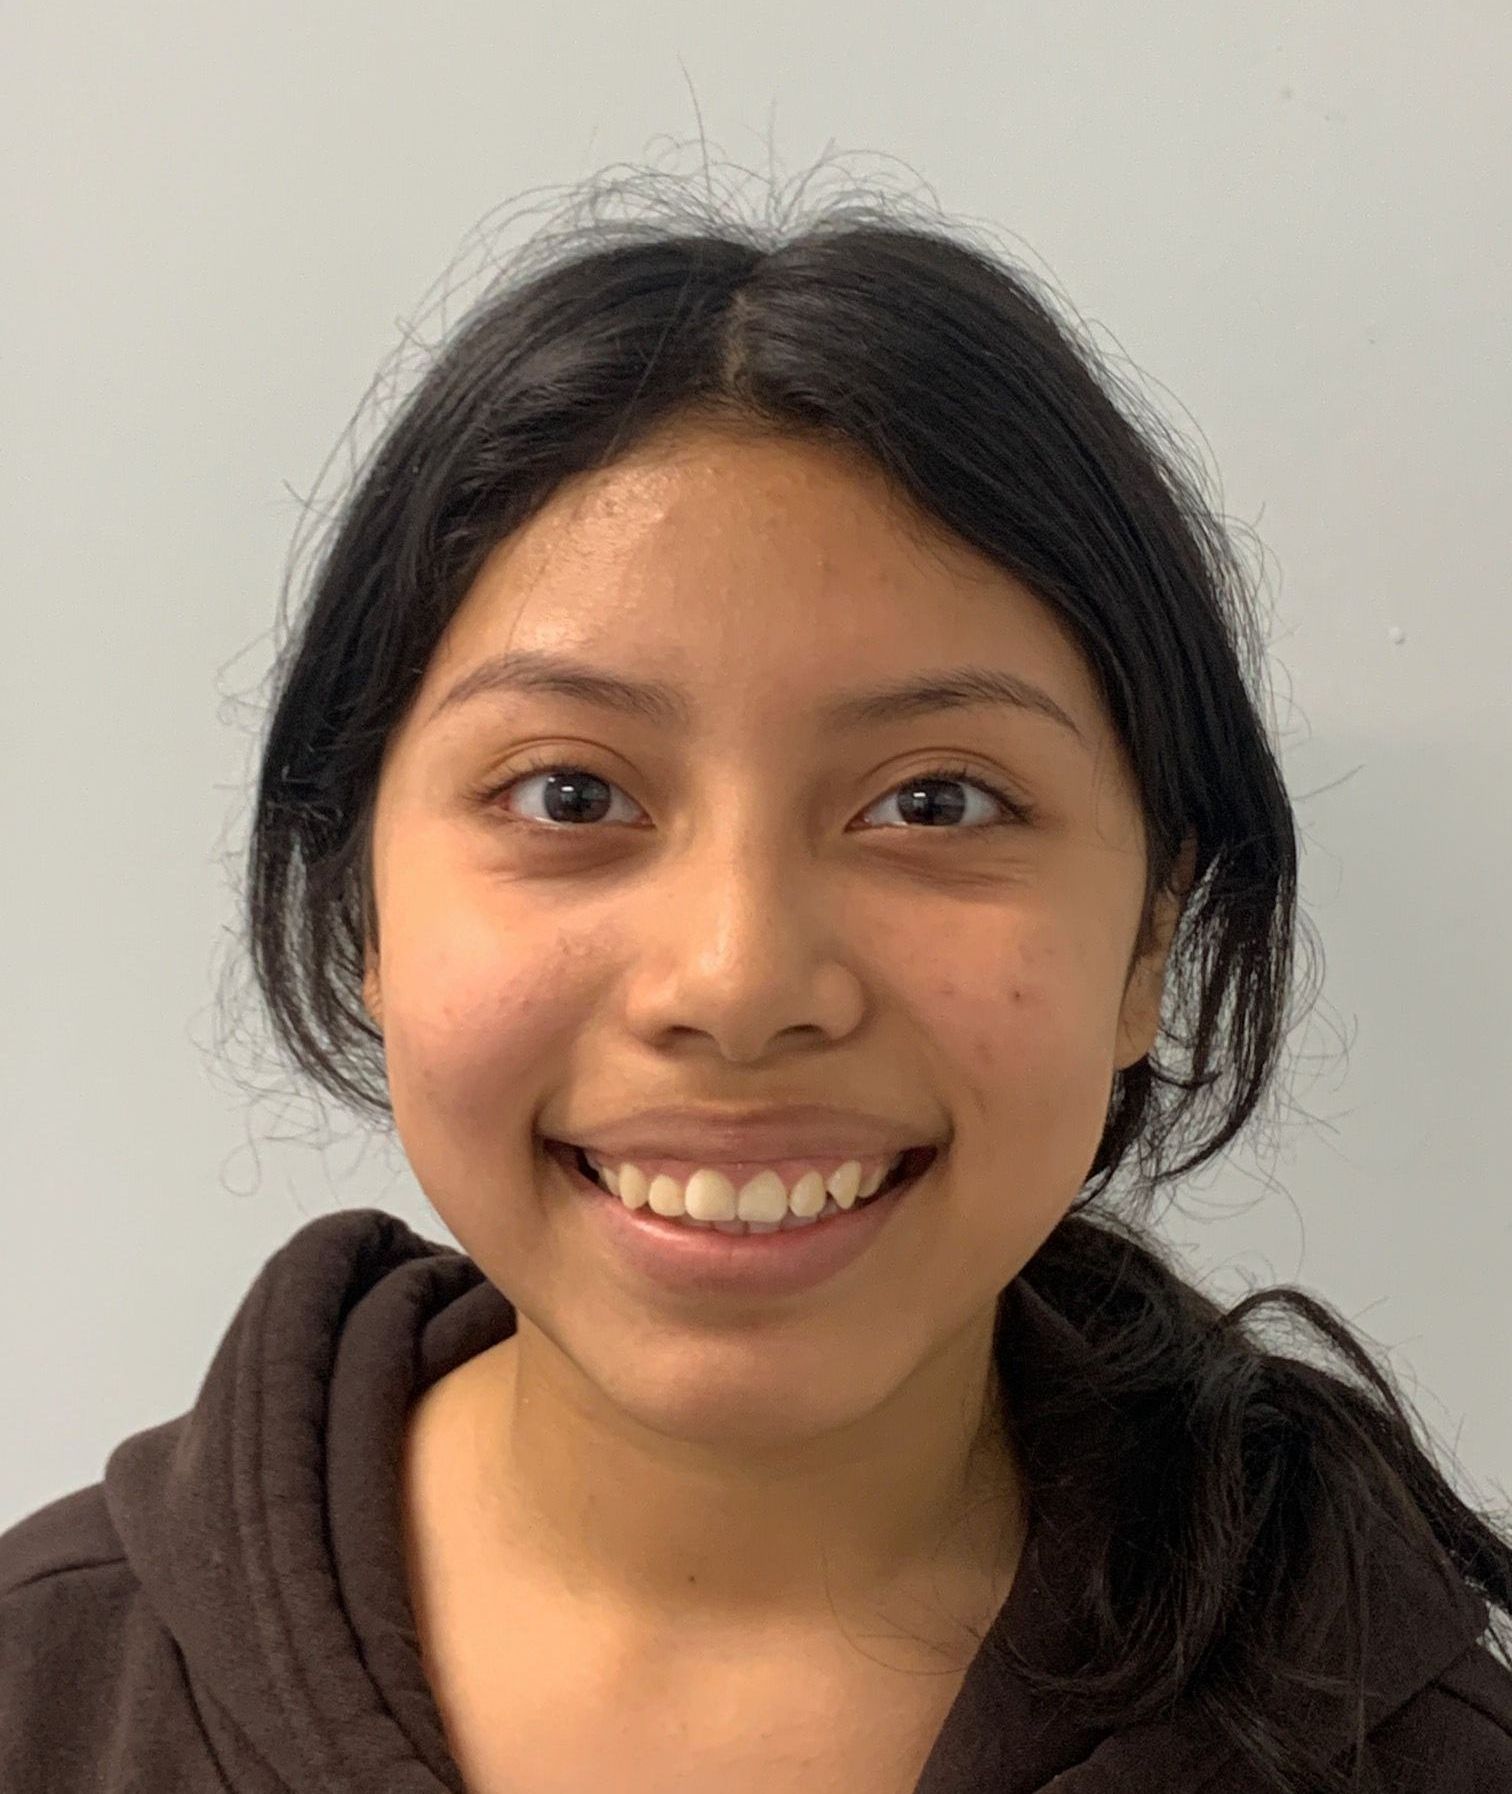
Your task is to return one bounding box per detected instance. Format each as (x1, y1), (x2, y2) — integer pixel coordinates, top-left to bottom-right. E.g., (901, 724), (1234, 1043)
(898, 779), (966, 827)
(544, 771), (613, 824)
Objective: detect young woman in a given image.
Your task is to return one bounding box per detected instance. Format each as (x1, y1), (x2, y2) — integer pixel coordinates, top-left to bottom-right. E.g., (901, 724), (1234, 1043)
(3, 178), (1509, 1794)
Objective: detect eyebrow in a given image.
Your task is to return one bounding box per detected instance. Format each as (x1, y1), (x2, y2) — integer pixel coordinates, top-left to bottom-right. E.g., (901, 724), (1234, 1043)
(425, 648), (1084, 742)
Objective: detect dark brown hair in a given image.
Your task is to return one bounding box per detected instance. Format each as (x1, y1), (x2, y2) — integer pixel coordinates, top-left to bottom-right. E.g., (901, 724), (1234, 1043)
(241, 166), (1512, 1790)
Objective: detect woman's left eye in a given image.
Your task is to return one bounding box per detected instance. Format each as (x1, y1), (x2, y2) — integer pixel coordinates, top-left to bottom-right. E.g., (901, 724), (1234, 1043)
(861, 764), (1030, 833)
(473, 760), (1032, 836)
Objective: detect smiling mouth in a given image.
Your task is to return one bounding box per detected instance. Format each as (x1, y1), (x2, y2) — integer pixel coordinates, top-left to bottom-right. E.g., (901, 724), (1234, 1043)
(542, 1137), (938, 1215)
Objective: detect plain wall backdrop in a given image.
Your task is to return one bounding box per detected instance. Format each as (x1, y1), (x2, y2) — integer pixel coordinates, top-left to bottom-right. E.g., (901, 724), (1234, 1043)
(2, 1), (1508, 1531)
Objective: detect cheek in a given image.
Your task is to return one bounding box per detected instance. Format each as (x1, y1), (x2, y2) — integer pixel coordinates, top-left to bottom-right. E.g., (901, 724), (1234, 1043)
(381, 919), (586, 1137)
(915, 927), (1104, 1076)
(911, 928), (1116, 1196)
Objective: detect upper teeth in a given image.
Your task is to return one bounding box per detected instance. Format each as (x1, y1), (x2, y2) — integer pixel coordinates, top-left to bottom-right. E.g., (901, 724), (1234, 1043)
(584, 1152), (905, 1221)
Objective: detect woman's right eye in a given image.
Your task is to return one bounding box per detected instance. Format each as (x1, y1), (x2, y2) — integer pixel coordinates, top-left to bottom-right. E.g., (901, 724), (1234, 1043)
(488, 764), (640, 828)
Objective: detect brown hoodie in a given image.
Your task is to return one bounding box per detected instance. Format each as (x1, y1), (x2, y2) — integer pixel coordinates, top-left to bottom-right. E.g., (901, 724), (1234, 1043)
(2, 1207), (1509, 1792)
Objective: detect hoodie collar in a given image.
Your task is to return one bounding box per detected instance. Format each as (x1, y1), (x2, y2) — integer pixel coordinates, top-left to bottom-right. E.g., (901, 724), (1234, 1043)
(101, 1207), (1489, 1794)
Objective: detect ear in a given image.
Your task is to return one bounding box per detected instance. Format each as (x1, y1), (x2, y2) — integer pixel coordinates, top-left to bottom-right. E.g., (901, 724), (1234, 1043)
(1114, 832), (1196, 1071)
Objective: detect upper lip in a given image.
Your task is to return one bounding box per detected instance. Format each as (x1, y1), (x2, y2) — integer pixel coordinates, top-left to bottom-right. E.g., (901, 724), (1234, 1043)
(548, 1105), (940, 1162)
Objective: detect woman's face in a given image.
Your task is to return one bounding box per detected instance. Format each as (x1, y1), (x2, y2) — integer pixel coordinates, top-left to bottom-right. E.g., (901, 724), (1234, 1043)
(363, 420), (1184, 1445)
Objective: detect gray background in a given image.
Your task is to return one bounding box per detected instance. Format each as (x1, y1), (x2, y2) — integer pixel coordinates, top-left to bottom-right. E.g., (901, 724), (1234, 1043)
(3, 2), (1508, 1530)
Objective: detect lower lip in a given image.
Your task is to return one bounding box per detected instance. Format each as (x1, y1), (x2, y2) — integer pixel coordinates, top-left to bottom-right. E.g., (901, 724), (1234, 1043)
(544, 1140), (938, 1298)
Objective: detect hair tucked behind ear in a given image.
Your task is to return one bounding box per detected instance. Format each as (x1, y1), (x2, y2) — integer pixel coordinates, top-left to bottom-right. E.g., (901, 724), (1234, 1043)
(235, 160), (1512, 1791)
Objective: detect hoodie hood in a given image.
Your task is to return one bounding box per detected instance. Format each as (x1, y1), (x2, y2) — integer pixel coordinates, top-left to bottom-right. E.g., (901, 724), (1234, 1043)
(98, 1207), (1492, 1794)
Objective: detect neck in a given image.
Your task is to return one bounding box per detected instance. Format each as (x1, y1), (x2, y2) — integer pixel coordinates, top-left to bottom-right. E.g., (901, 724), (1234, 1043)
(420, 1307), (1027, 1650)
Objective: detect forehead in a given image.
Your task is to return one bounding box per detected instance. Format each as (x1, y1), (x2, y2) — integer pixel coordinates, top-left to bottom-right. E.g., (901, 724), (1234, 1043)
(427, 423), (1106, 734)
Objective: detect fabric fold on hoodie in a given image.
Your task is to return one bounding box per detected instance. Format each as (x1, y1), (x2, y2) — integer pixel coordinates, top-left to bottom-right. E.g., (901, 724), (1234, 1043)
(2, 1205), (1509, 1793)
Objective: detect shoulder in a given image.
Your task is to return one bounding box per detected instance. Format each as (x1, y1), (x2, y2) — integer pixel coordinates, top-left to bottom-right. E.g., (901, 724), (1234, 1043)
(0, 1479), (139, 1669)
(0, 1479), (126, 1599)
(1361, 1636), (1512, 1789)
(0, 1483), (144, 1779)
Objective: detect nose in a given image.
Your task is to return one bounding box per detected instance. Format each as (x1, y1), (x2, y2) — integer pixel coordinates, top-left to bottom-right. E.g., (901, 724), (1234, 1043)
(620, 833), (866, 1061)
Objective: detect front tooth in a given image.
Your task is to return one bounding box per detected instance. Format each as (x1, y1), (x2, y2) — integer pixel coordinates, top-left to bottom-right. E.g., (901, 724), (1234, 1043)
(647, 1173), (687, 1217)
(676, 1167), (804, 1225)
(735, 1170), (790, 1224)
(825, 1159), (864, 1210)
(683, 1169), (737, 1221)
(601, 1157), (887, 1218)
(615, 1163), (649, 1209)
(788, 1169), (827, 1217)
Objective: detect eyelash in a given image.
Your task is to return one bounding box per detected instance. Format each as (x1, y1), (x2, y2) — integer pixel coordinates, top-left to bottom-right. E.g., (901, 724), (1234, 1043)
(469, 756), (1036, 839)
